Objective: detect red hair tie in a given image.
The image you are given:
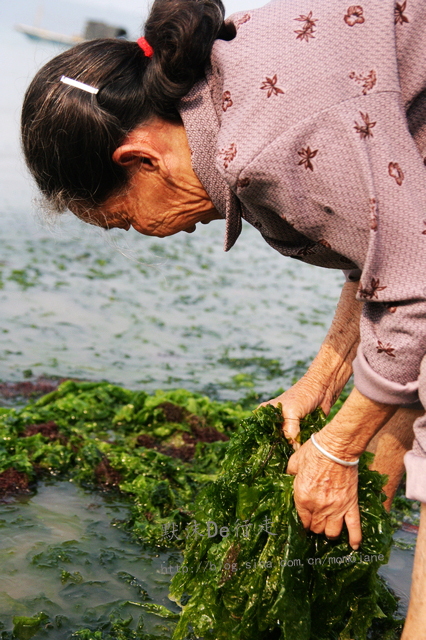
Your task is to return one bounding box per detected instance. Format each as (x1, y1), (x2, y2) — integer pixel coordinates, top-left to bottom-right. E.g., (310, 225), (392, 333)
(137, 37), (153, 58)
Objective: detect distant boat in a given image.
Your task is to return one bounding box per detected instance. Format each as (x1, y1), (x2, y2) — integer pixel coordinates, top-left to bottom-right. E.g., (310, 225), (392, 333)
(15, 20), (128, 47)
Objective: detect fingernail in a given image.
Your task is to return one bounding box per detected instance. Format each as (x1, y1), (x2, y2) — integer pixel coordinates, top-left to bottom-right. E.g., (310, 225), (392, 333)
(352, 545), (359, 551)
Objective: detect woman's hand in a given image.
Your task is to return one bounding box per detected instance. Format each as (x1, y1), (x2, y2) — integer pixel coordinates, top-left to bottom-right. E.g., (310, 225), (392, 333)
(258, 373), (335, 449)
(260, 280), (363, 447)
(287, 387), (397, 546)
(287, 436), (361, 548)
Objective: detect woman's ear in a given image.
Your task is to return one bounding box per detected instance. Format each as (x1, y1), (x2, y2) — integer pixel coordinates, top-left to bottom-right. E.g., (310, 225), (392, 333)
(112, 144), (159, 171)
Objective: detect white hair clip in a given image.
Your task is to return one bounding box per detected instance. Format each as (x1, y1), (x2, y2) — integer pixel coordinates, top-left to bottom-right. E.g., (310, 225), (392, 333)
(60, 75), (99, 95)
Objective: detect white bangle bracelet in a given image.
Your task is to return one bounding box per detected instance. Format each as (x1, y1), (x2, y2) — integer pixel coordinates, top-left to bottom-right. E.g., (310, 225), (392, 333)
(310, 433), (359, 467)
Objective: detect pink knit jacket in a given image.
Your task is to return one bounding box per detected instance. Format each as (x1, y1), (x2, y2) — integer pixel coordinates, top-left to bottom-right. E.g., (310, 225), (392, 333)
(179, 0), (426, 501)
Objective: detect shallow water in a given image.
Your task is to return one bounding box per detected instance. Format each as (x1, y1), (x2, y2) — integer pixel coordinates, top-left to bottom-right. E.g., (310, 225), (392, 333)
(0, 212), (345, 402)
(379, 529), (416, 617)
(0, 481), (416, 638)
(0, 481), (181, 637)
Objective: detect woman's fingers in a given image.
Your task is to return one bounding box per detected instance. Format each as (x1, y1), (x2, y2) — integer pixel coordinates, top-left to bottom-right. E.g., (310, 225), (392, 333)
(257, 399), (301, 449)
(309, 517), (327, 535)
(295, 504), (312, 531)
(345, 505), (362, 550)
(282, 415), (300, 447)
(324, 516), (344, 540)
(288, 438), (362, 550)
(286, 450), (299, 476)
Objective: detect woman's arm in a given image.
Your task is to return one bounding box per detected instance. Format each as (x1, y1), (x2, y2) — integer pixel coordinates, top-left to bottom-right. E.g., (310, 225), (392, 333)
(262, 279), (363, 446)
(307, 279), (363, 411)
(287, 387), (397, 548)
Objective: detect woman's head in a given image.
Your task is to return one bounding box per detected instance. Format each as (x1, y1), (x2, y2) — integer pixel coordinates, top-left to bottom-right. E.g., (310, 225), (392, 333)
(21, 0), (233, 217)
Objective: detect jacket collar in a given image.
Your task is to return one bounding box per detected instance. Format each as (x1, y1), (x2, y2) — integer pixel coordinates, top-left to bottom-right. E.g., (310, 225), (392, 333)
(178, 78), (242, 251)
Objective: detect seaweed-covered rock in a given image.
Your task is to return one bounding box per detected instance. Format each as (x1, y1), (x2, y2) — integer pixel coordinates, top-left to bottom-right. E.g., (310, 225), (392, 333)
(0, 467), (30, 497)
(0, 381), (249, 545)
(0, 381), (404, 638)
(169, 405), (399, 640)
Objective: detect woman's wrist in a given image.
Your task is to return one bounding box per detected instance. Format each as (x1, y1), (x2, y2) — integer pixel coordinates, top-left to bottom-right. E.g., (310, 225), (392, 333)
(311, 432), (359, 466)
(314, 429), (362, 463)
(304, 343), (355, 412)
(315, 387), (398, 460)
(308, 343), (353, 385)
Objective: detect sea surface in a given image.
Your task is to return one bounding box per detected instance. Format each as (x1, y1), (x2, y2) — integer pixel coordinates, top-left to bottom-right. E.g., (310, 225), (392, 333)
(0, 482), (180, 637)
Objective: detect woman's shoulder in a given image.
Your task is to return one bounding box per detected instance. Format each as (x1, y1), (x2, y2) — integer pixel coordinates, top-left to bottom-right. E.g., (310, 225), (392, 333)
(209, 0), (402, 176)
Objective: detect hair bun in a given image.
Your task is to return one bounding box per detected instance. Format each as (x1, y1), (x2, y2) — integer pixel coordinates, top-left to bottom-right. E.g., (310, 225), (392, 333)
(144, 0), (230, 108)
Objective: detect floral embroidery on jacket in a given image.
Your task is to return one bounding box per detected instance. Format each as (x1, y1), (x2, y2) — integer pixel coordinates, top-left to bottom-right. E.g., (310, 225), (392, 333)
(388, 162), (404, 185)
(383, 302), (397, 313)
(349, 70), (377, 94)
(260, 75), (284, 97)
(354, 112), (376, 139)
(395, 1), (409, 25)
(234, 13), (251, 29)
(318, 238), (332, 248)
(297, 242), (318, 256)
(219, 143), (237, 169)
(237, 177), (251, 188)
(297, 146), (318, 171)
(369, 197), (378, 231)
(358, 278), (387, 299)
(294, 11), (318, 41)
(222, 91), (233, 112)
(377, 340), (396, 357)
(344, 6), (365, 26)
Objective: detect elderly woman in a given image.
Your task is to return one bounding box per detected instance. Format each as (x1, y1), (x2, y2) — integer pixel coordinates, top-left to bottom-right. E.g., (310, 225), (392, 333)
(21, 0), (426, 636)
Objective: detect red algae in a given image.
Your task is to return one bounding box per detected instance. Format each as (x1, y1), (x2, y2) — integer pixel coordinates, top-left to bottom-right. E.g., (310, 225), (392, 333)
(0, 468), (30, 498)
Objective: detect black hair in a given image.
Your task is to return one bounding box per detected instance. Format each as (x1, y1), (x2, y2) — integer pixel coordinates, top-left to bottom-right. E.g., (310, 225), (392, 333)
(21, 0), (235, 212)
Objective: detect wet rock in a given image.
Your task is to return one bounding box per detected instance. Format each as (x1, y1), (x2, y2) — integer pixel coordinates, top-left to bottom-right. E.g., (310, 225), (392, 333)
(0, 378), (63, 400)
(94, 458), (121, 488)
(157, 402), (186, 423)
(160, 443), (196, 462)
(189, 418), (229, 443)
(136, 433), (195, 462)
(135, 408), (228, 461)
(22, 421), (68, 445)
(136, 434), (157, 448)
(0, 468), (30, 497)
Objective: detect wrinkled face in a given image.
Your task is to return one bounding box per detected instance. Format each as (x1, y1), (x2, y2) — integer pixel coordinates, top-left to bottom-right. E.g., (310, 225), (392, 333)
(75, 172), (221, 237)
(72, 118), (223, 237)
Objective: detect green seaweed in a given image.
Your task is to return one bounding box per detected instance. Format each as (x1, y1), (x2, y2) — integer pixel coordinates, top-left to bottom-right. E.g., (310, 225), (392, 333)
(0, 381), (249, 548)
(0, 382), (404, 638)
(12, 612), (49, 640)
(169, 405), (399, 640)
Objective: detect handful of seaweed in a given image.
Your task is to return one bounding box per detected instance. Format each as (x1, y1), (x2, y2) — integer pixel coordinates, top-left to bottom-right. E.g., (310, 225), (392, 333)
(170, 405), (400, 640)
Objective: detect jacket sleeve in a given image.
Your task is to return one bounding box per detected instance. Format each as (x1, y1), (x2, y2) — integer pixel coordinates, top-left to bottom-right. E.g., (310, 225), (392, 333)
(351, 0), (426, 408)
(353, 300), (426, 408)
